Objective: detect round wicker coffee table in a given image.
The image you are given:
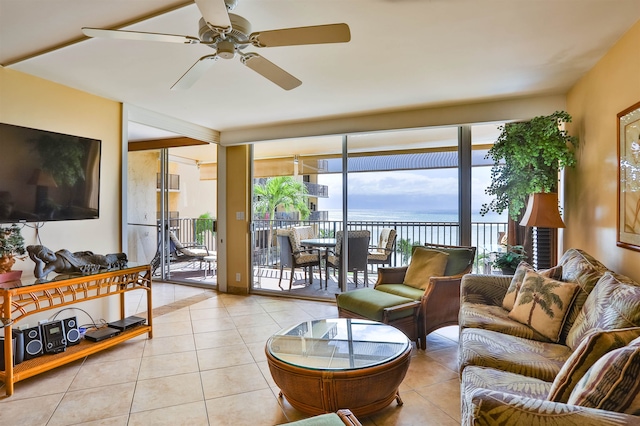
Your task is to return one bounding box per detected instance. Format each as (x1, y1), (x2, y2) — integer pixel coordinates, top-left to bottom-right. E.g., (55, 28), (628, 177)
(265, 318), (412, 417)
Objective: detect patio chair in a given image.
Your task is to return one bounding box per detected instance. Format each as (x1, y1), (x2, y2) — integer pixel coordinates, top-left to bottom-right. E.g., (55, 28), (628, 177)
(277, 228), (322, 290)
(336, 243), (476, 349)
(326, 230), (371, 288)
(367, 228), (397, 268)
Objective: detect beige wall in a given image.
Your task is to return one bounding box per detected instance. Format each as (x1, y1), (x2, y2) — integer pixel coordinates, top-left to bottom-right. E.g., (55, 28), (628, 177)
(1, 67), (123, 322)
(225, 145), (250, 294)
(565, 20), (640, 281)
(1, 68), (123, 273)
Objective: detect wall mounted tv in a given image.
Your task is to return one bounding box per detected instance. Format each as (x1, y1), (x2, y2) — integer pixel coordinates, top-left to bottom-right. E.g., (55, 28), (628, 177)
(0, 123), (101, 224)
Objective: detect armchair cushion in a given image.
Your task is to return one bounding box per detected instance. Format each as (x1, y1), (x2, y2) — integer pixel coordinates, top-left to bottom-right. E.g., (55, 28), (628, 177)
(508, 271), (579, 342)
(402, 247), (448, 290)
(548, 327), (640, 403)
(336, 288), (416, 322)
(374, 283), (424, 301)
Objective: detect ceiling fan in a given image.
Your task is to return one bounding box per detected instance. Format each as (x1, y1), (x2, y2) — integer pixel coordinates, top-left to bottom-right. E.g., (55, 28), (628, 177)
(81, 0), (351, 90)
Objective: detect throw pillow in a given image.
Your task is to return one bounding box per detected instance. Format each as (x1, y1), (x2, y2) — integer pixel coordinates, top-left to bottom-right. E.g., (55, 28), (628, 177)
(508, 270), (579, 342)
(567, 337), (640, 414)
(502, 262), (563, 311)
(547, 327), (640, 403)
(403, 247), (449, 290)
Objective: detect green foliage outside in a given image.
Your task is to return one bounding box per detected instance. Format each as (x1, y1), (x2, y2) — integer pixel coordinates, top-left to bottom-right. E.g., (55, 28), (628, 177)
(195, 212), (215, 245)
(481, 111), (578, 220)
(253, 176), (310, 253)
(397, 238), (420, 265)
(253, 176), (310, 221)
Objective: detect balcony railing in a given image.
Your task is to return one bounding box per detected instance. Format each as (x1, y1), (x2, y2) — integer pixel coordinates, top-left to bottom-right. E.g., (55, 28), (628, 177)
(157, 217), (507, 274)
(252, 219), (507, 273)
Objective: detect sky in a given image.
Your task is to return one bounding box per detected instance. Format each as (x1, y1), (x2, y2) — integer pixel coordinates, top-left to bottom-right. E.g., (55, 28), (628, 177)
(316, 166), (498, 214)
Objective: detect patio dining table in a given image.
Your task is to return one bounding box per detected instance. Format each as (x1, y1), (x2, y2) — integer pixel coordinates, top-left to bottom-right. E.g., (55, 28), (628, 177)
(300, 238), (337, 248)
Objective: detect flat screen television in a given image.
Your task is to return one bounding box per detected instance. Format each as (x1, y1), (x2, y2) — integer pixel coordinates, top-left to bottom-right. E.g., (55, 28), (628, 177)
(0, 123), (101, 224)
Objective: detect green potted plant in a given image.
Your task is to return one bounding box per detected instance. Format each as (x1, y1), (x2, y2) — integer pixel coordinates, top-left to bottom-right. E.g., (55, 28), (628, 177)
(480, 111), (578, 220)
(492, 245), (527, 275)
(0, 223), (26, 281)
(195, 212), (216, 245)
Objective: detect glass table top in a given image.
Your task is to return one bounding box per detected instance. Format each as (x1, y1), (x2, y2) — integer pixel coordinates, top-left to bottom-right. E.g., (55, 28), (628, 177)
(266, 318), (410, 371)
(0, 262), (147, 290)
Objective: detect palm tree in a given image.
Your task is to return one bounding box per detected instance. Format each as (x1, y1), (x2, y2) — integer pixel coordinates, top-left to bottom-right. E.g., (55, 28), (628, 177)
(397, 238), (420, 265)
(253, 177), (310, 258)
(516, 274), (565, 325)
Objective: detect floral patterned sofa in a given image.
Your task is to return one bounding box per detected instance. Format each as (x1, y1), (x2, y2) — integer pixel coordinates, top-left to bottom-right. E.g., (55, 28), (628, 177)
(457, 248), (640, 425)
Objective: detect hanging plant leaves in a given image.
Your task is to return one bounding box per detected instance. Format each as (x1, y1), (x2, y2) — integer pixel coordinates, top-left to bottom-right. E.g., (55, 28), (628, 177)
(481, 111), (578, 220)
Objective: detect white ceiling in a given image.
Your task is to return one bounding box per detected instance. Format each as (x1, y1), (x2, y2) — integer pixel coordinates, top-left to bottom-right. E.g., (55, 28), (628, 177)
(2, 0), (640, 141)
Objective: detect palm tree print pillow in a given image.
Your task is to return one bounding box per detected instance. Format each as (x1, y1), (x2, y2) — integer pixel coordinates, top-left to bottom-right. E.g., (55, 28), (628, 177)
(508, 270), (580, 342)
(502, 262), (563, 311)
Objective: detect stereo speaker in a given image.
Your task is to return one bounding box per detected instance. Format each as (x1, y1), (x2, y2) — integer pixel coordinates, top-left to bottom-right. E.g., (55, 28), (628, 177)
(23, 325), (44, 360)
(62, 317), (81, 346)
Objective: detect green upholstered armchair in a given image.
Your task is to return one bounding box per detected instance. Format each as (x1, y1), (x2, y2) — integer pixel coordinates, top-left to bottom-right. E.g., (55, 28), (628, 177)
(279, 409), (362, 426)
(337, 243), (476, 349)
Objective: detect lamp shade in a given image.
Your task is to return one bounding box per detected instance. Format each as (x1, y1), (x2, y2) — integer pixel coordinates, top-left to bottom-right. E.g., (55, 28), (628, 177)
(27, 169), (57, 187)
(519, 192), (565, 228)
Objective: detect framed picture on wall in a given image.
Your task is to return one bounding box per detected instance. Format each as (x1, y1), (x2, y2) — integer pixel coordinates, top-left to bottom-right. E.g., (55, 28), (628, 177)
(618, 101), (640, 252)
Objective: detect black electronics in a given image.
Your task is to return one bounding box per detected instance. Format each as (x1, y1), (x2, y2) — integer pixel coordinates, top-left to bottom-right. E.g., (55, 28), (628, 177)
(108, 316), (146, 331)
(13, 329), (24, 364)
(0, 122), (101, 224)
(62, 317), (81, 346)
(0, 329), (23, 371)
(84, 326), (120, 342)
(22, 325), (44, 360)
(42, 320), (67, 354)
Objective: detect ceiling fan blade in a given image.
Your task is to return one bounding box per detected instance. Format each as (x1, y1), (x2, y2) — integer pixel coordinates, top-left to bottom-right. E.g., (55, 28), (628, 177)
(250, 23), (350, 48)
(82, 27), (199, 44)
(171, 55), (219, 90)
(241, 53), (302, 90)
(195, 0), (232, 34)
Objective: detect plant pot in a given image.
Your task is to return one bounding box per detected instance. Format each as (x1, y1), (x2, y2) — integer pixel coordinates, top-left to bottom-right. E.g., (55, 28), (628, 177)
(0, 270), (22, 283)
(501, 267), (516, 275)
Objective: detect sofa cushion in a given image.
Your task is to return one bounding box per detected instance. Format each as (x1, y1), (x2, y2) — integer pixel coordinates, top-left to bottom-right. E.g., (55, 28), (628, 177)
(548, 327), (640, 403)
(566, 272), (640, 350)
(567, 336), (640, 415)
(461, 366), (552, 424)
(375, 283), (424, 301)
(459, 328), (572, 382)
(403, 248), (448, 290)
(557, 249), (610, 344)
(336, 288), (415, 322)
(459, 303), (551, 342)
(502, 262), (563, 311)
(508, 271), (579, 342)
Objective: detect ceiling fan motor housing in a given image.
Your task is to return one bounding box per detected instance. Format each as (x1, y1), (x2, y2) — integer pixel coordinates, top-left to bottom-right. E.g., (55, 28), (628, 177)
(198, 14), (252, 59)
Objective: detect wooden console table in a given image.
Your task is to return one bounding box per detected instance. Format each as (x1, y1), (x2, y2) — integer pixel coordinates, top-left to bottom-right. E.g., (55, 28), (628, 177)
(0, 264), (152, 396)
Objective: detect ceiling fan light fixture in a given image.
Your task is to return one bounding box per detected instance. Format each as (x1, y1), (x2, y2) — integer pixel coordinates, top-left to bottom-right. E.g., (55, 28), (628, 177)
(217, 40), (236, 59)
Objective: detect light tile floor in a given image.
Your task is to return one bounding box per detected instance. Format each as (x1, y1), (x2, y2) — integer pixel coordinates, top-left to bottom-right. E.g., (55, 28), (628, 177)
(0, 283), (461, 425)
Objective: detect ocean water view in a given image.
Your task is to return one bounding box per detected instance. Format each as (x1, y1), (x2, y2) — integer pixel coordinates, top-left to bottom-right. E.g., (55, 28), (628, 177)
(327, 209), (507, 223)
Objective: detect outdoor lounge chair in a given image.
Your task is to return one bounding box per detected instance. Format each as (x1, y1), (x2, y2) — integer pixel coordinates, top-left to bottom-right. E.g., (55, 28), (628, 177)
(150, 230), (211, 274)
